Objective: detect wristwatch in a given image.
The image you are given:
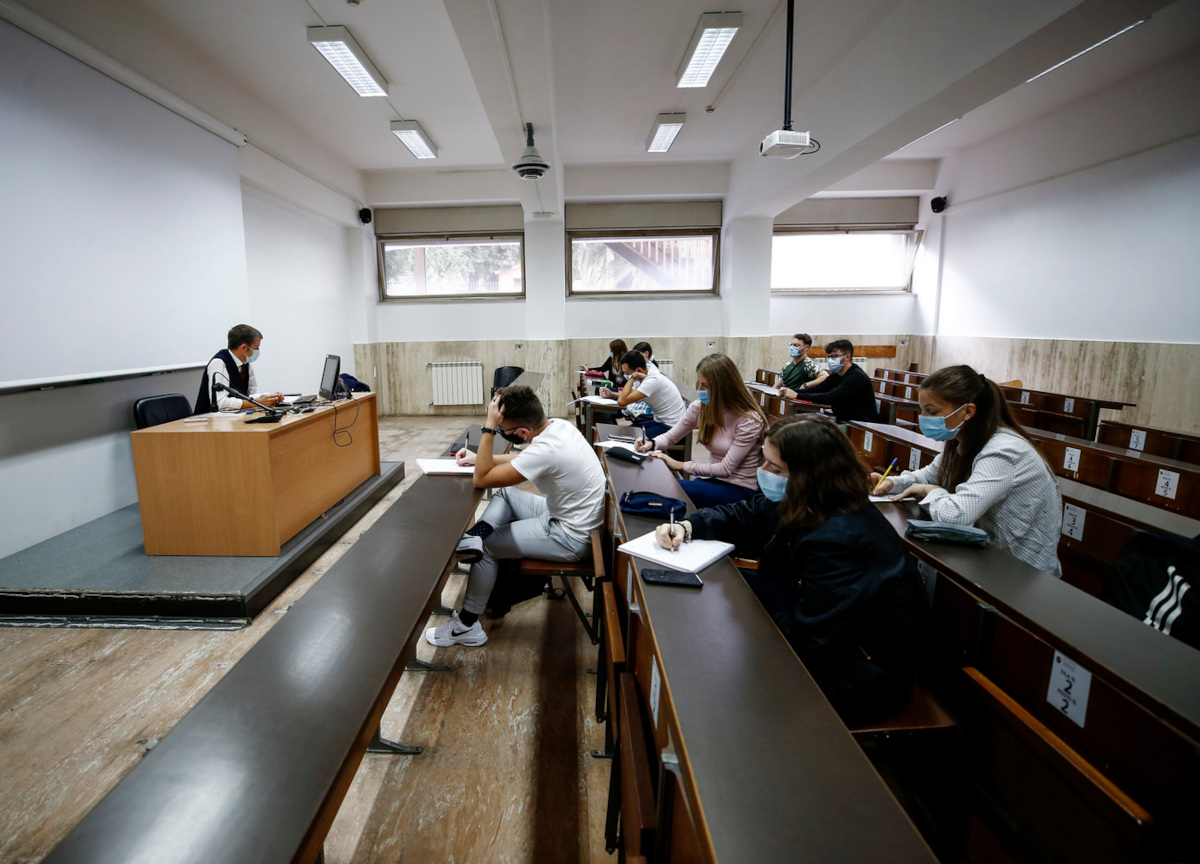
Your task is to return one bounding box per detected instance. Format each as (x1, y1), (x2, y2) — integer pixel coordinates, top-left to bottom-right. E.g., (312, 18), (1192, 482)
(480, 426), (497, 435)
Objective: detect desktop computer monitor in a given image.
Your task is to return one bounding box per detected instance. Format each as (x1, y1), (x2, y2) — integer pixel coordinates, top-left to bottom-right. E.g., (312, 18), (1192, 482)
(319, 354), (341, 401)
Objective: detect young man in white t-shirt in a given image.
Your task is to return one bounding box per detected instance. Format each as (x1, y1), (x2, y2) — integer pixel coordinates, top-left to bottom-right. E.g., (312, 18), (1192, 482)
(600, 350), (686, 438)
(426, 385), (606, 647)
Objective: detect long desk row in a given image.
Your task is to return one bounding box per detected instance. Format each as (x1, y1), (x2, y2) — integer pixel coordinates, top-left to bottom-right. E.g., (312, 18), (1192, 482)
(596, 428), (938, 862)
(848, 420), (1200, 596)
(1100, 419), (1200, 466)
(42, 429), (500, 864)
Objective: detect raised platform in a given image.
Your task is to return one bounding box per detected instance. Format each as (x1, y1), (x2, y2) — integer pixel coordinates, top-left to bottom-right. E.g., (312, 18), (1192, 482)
(0, 462), (405, 628)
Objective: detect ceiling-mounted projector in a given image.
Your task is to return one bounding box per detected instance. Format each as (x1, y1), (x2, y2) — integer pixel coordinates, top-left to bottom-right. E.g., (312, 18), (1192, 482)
(760, 129), (811, 158)
(512, 122), (550, 180)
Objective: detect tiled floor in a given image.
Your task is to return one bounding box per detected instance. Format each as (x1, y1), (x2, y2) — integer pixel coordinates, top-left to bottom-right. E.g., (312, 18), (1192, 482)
(0, 415), (612, 863)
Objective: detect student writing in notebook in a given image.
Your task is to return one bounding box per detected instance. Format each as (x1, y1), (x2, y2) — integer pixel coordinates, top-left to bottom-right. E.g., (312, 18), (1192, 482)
(599, 350), (685, 438)
(870, 364), (1063, 576)
(579, 338), (628, 387)
(799, 339), (879, 424)
(426, 385), (605, 648)
(656, 414), (926, 723)
(635, 353), (765, 508)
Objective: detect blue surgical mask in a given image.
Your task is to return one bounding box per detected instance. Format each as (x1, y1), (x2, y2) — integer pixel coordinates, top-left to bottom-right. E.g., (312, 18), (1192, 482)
(757, 467), (788, 502)
(789, 345), (802, 358)
(698, 390), (709, 405)
(918, 404), (967, 441)
(248, 348), (260, 363)
(826, 356), (842, 371)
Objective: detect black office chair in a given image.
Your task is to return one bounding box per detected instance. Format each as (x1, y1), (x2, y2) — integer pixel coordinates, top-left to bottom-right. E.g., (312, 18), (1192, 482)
(492, 365), (524, 396)
(133, 393), (193, 429)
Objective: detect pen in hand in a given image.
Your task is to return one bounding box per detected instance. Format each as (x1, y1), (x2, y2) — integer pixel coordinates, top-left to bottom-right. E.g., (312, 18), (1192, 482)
(873, 458), (899, 494)
(669, 510), (677, 552)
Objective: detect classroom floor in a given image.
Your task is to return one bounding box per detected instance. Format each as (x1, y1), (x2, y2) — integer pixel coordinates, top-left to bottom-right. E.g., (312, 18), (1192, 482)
(0, 415), (614, 863)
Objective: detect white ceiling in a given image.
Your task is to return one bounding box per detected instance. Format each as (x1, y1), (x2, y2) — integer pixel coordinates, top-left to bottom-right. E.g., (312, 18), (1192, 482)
(11, 0), (1200, 216)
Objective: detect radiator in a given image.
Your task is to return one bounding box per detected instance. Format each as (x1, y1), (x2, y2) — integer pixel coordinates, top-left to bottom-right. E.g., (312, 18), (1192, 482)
(428, 362), (485, 406)
(656, 358), (675, 379)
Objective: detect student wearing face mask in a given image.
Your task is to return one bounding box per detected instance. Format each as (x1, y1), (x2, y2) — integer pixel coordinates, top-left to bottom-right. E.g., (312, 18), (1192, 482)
(655, 415), (926, 723)
(194, 324), (282, 414)
(580, 338), (628, 387)
(634, 354), (766, 508)
(778, 333), (828, 398)
(430, 385), (606, 647)
(801, 339), (879, 424)
(870, 364), (1063, 576)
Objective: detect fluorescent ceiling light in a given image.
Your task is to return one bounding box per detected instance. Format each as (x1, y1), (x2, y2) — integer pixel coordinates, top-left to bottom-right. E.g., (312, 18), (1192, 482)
(647, 113), (686, 153)
(1026, 21), (1143, 83)
(391, 120), (438, 159)
(677, 12), (742, 88)
(307, 26), (388, 97)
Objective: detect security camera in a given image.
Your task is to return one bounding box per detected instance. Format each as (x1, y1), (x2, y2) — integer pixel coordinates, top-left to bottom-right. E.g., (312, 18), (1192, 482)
(512, 122), (550, 181)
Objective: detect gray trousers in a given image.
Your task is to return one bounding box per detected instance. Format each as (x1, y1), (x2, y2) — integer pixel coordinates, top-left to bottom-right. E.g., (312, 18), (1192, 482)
(462, 488), (590, 614)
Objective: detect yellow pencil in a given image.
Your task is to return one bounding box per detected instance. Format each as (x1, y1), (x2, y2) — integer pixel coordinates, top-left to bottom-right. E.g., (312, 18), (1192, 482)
(875, 458), (899, 494)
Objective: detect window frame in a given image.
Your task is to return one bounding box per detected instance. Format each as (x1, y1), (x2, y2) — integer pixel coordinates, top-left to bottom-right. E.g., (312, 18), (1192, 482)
(769, 225), (923, 296)
(376, 231), (526, 303)
(565, 227), (721, 299)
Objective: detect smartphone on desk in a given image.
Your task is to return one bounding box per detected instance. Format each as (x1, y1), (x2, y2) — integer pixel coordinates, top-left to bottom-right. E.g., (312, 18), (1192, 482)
(639, 568), (703, 589)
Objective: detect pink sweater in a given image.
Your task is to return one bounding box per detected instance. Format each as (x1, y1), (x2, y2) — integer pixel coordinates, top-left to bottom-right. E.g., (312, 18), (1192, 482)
(652, 402), (764, 490)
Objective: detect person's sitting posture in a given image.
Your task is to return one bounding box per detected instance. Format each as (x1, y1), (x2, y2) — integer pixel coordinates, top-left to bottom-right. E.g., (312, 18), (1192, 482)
(656, 414), (926, 724)
(579, 338), (628, 387)
(194, 324), (282, 414)
(631, 341), (658, 373)
(871, 364), (1063, 576)
(778, 332), (828, 398)
(801, 339), (879, 424)
(600, 350), (686, 438)
(426, 385), (606, 647)
(636, 353), (765, 508)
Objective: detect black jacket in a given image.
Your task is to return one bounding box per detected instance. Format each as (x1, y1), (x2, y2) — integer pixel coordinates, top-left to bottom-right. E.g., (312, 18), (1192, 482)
(587, 356), (626, 387)
(804, 363), (879, 423)
(689, 496), (926, 722)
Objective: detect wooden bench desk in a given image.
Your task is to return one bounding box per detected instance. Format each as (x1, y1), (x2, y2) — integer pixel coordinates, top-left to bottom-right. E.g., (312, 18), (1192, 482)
(43, 427), (502, 864)
(598, 427), (936, 863)
(1099, 420), (1200, 464)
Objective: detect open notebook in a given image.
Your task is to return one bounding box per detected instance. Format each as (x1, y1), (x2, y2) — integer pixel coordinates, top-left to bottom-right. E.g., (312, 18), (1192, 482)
(618, 530), (734, 574)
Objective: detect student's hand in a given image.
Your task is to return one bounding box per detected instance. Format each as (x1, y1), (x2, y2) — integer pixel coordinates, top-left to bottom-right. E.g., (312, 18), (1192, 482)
(655, 521), (691, 550)
(485, 392), (504, 427)
(578, 364), (587, 371)
(634, 437), (655, 452)
(869, 473), (894, 495)
(631, 369), (648, 382)
(780, 387), (797, 400)
(599, 387), (613, 398)
(455, 447), (477, 466)
(650, 452), (684, 471)
(892, 483), (940, 502)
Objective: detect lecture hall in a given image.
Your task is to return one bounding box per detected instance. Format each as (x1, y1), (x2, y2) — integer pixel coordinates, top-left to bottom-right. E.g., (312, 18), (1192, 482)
(2, 0), (1199, 862)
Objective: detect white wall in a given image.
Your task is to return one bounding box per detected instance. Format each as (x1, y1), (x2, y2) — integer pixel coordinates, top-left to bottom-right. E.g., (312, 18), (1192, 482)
(241, 187), (359, 391)
(927, 48), (1200, 343)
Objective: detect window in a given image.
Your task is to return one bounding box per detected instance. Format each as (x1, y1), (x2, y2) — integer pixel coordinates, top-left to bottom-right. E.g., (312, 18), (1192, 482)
(377, 233), (524, 300)
(568, 229), (719, 296)
(770, 229), (922, 293)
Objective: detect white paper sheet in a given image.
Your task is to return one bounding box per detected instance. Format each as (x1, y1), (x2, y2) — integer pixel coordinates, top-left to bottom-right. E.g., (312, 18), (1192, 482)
(618, 530), (734, 574)
(416, 458), (476, 475)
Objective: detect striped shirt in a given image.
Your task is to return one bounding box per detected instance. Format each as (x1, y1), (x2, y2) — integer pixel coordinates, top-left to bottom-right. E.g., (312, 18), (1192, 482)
(889, 428), (1063, 576)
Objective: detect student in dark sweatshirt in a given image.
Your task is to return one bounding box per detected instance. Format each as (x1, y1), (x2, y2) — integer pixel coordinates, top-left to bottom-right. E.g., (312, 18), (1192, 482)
(802, 339), (880, 424)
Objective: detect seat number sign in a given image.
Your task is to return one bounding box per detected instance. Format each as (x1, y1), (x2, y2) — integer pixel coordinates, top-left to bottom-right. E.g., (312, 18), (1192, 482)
(1047, 650), (1092, 728)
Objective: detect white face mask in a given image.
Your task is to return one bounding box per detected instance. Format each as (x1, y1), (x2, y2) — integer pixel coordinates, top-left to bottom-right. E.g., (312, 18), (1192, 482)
(247, 348), (261, 363)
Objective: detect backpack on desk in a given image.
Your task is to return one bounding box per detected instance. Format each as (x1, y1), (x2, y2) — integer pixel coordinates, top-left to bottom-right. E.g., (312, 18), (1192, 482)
(1104, 532), (1200, 649)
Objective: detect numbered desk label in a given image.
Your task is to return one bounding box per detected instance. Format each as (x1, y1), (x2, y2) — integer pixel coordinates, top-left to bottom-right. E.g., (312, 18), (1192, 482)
(908, 449), (922, 471)
(1063, 447), (1081, 472)
(863, 430), (874, 453)
(1063, 397), (1075, 414)
(1020, 391), (1031, 404)
(1130, 429), (1147, 451)
(905, 387), (913, 400)
(626, 562), (634, 607)
(650, 657), (662, 728)
(876, 399), (882, 414)
(1062, 503), (1086, 540)
(1047, 651), (1092, 728)
(1156, 469), (1180, 500)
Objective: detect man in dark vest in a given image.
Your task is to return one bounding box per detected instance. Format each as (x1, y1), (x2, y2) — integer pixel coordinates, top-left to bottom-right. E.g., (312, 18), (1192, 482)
(194, 324), (282, 414)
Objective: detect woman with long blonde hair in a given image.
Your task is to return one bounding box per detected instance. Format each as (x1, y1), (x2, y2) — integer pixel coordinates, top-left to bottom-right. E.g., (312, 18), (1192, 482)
(636, 353), (766, 508)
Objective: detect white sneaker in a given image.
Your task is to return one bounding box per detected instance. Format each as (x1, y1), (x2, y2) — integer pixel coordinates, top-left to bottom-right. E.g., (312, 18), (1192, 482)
(425, 611), (488, 647)
(455, 534), (484, 563)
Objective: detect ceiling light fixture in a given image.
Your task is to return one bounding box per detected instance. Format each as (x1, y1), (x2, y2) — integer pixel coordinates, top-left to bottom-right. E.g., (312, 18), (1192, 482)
(647, 113), (686, 153)
(677, 12), (742, 88)
(391, 120), (438, 159)
(307, 26), (388, 97)
(1026, 20), (1144, 83)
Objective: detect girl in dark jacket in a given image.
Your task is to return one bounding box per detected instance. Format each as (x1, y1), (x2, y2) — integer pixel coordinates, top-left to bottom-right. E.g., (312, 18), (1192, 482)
(657, 414), (926, 723)
(579, 339), (628, 387)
